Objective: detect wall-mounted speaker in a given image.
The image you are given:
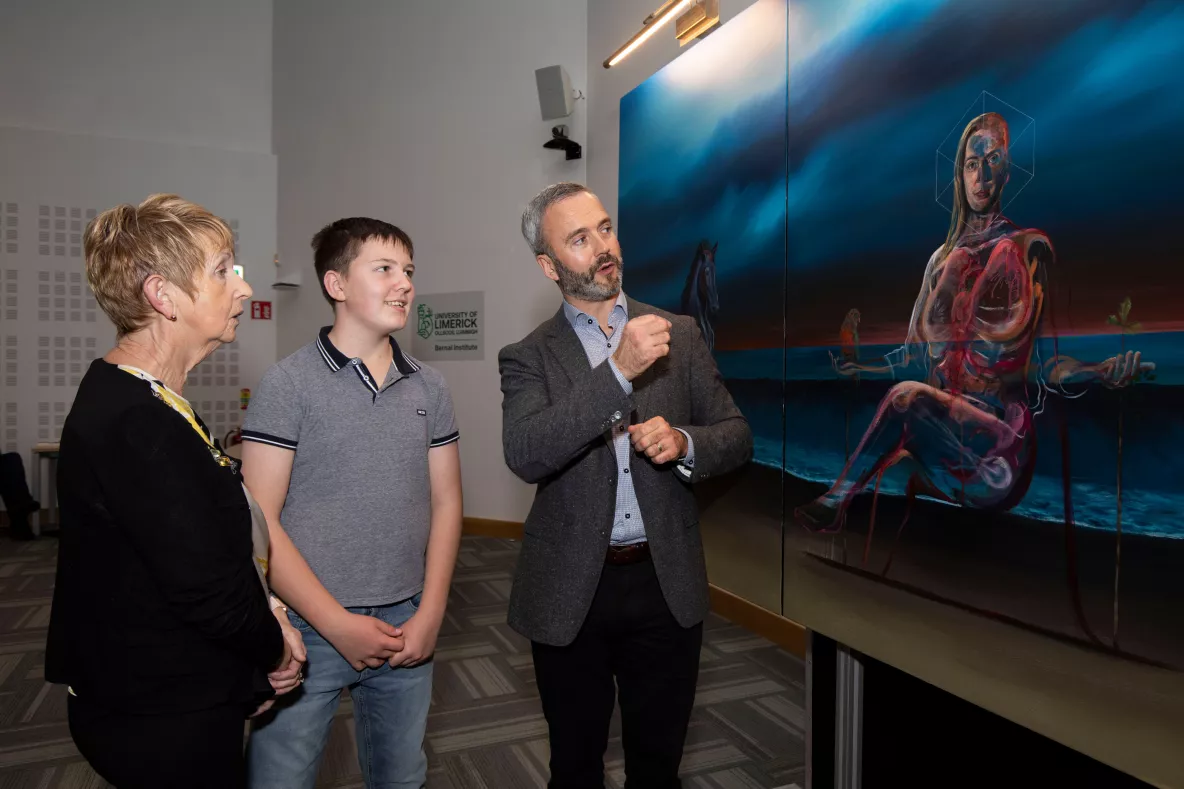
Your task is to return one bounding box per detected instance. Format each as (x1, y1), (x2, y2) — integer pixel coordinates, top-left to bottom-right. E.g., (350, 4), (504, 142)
(535, 65), (574, 121)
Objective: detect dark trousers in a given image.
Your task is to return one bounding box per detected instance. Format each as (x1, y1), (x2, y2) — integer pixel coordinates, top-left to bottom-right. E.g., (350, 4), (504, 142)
(531, 556), (703, 789)
(0, 452), (37, 539)
(68, 695), (249, 789)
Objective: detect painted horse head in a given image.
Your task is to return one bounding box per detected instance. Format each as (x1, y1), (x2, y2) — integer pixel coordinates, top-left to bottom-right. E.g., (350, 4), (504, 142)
(699, 241), (720, 317)
(681, 240), (720, 349)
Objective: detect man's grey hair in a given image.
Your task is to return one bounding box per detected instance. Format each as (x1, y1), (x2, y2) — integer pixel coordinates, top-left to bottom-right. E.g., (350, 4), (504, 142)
(521, 182), (597, 258)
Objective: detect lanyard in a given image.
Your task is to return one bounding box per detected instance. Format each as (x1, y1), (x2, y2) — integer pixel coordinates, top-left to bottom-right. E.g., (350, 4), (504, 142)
(117, 365), (233, 467)
(117, 364), (265, 577)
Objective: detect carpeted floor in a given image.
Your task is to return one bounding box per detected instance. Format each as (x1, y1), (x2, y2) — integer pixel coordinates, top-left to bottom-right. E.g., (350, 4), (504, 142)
(0, 534), (805, 788)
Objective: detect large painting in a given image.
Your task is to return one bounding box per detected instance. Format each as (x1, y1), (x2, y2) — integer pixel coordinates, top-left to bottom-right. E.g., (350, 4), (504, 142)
(619, 0), (1184, 668)
(619, 0), (789, 610)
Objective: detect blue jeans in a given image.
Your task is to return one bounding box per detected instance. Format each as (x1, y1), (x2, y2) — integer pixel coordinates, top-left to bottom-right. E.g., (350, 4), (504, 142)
(246, 595), (432, 789)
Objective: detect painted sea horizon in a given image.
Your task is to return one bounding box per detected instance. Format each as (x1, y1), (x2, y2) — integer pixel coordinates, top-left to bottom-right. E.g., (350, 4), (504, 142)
(714, 331), (1184, 385)
(714, 330), (1184, 540)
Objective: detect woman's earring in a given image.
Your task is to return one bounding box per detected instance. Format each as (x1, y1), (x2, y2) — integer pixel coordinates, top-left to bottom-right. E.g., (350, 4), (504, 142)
(169, 313), (177, 322)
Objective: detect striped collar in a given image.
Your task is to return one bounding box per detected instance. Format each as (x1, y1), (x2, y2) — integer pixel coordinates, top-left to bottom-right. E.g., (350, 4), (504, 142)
(316, 326), (419, 394)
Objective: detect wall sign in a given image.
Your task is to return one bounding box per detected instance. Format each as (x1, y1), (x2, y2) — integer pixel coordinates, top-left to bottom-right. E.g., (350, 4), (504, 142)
(410, 291), (483, 361)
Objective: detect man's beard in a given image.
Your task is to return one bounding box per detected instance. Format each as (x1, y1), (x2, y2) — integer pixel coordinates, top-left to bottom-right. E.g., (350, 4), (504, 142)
(553, 252), (623, 301)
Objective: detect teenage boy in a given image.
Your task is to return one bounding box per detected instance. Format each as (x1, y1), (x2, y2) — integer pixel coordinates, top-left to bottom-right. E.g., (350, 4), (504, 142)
(242, 218), (463, 789)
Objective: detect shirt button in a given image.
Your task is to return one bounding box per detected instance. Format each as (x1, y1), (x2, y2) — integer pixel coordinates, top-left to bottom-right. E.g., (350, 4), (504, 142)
(625, 514), (631, 519)
(624, 469), (630, 474)
(587, 319), (594, 324)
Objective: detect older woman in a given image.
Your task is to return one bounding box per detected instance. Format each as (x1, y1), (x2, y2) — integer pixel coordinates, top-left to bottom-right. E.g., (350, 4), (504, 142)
(46, 194), (305, 789)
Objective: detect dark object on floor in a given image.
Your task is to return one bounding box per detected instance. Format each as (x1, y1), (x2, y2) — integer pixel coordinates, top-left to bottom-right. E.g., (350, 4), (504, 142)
(0, 452), (40, 540)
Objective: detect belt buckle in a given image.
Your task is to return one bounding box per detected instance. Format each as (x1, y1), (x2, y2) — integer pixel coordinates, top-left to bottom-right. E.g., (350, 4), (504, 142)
(607, 541), (647, 565)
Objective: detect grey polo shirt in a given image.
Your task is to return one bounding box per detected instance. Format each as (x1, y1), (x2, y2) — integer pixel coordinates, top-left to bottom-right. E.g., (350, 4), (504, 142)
(242, 326), (459, 607)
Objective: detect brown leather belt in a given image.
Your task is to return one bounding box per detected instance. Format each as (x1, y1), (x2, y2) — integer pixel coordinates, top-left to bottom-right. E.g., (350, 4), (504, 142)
(605, 541), (650, 566)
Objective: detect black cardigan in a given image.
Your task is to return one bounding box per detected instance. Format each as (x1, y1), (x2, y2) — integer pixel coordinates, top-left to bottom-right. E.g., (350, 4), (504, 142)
(46, 359), (284, 714)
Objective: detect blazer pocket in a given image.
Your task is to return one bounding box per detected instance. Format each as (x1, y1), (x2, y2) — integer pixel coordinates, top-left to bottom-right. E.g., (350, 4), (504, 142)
(522, 517), (557, 544)
(679, 507), (700, 530)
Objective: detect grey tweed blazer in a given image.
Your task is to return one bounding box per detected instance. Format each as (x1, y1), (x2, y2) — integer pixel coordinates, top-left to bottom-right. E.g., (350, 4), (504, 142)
(498, 297), (752, 646)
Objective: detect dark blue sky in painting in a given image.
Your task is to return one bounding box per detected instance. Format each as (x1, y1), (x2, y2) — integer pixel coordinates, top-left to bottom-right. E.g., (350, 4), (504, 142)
(618, 0), (1184, 350)
(619, 0), (788, 350)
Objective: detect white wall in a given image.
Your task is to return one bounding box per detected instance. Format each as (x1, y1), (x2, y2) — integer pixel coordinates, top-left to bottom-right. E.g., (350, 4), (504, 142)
(0, 1), (276, 510)
(585, 0), (761, 220)
(0, 126), (277, 457)
(0, 0), (273, 153)
(273, 0), (588, 522)
(2, 0), (756, 523)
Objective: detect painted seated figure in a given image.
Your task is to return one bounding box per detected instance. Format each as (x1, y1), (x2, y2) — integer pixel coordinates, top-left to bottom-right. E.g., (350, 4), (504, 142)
(796, 112), (1152, 533)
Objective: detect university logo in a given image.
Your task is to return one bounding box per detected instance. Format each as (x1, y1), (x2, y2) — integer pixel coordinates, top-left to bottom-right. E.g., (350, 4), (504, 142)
(417, 304), (434, 339)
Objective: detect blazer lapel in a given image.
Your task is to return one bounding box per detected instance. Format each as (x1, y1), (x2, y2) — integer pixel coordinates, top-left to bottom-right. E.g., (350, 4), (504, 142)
(544, 307), (594, 387)
(544, 307), (617, 473)
(623, 298), (662, 417)
(543, 296), (664, 417)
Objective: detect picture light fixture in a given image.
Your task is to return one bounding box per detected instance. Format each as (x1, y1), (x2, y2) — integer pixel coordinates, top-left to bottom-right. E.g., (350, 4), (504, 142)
(604, 0), (720, 69)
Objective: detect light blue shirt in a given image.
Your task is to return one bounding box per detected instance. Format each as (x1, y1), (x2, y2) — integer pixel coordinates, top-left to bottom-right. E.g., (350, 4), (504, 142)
(563, 293), (695, 545)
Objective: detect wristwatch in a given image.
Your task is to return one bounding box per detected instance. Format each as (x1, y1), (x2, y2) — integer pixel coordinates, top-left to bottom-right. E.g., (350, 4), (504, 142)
(269, 595), (288, 613)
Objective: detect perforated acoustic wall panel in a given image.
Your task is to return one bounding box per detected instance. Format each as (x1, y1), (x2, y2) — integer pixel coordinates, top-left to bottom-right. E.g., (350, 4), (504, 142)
(0, 126), (277, 503)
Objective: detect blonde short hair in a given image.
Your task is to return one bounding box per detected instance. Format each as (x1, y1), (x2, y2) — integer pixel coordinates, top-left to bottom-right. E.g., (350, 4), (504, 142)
(84, 194), (234, 336)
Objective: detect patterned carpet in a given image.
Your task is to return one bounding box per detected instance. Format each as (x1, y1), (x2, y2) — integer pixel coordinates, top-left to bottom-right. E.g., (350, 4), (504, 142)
(0, 533), (805, 788)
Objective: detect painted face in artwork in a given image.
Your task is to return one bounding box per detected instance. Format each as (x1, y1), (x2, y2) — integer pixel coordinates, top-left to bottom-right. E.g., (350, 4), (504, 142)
(963, 124), (1010, 213)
